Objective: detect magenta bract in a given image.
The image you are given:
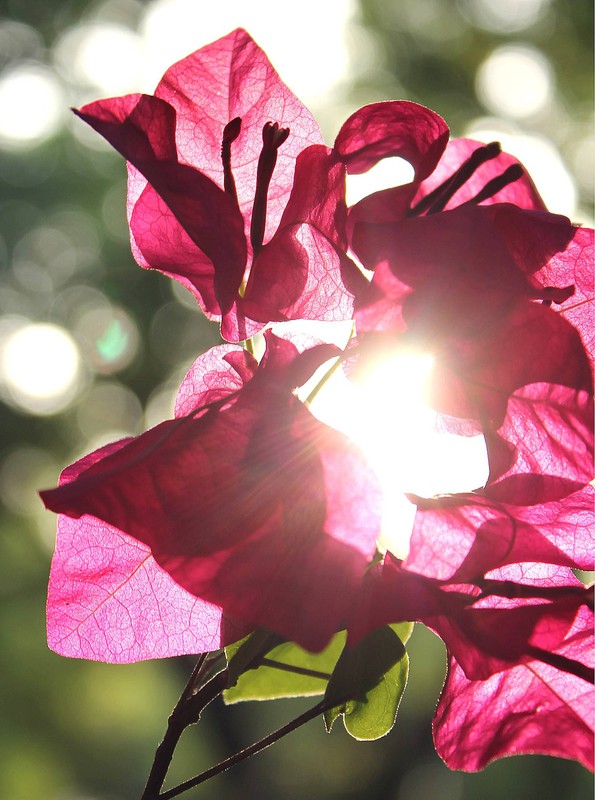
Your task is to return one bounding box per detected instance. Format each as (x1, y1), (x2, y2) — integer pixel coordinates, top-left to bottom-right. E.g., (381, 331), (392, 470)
(434, 601), (594, 772)
(42, 334), (383, 656)
(349, 556), (593, 770)
(75, 29), (368, 341)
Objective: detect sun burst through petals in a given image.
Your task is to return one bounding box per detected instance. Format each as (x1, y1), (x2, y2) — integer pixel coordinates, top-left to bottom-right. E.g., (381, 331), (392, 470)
(307, 350), (490, 558)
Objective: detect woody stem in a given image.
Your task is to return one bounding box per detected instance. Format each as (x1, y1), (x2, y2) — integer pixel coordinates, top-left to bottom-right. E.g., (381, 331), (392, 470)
(140, 664), (229, 800)
(159, 699), (330, 799)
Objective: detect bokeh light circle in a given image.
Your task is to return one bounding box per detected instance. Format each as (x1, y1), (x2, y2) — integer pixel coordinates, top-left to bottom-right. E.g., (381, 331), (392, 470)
(476, 44), (553, 119)
(462, 0), (550, 33)
(0, 63), (65, 148)
(0, 322), (82, 415)
(54, 22), (144, 95)
(74, 304), (140, 374)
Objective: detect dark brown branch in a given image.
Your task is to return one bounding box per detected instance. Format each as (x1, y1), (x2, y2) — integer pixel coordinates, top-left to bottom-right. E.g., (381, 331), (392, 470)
(141, 666), (229, 799)
(159, 699), (329, 800)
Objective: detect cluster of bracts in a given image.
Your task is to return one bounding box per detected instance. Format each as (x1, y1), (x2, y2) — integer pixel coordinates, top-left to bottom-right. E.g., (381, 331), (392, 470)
(42, 30), (593, 772)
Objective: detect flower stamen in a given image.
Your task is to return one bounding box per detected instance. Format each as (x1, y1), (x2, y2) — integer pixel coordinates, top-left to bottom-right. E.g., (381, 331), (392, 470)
(250, 121), (290, 256)
(409, 141), (502, 216)
(460, 163), (524, 206)
(221, 117), (242, 206)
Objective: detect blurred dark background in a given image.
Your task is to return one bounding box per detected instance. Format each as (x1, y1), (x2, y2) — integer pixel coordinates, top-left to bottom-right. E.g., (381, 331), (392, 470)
(0, 0), (592, 798)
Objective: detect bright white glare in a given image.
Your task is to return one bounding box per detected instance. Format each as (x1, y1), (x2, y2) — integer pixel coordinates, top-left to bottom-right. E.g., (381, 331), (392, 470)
(346, 157), (415, 206)
(1, 323), (81, 414)
(476, 45), (553, 119)
(465, 0), (550, 33)
(54, 22), (144, 94)
(0, 63), (65, 148)
(308, 351), (489, 558)
(140, 0), (356, 105)
(465, 119), (577, 217)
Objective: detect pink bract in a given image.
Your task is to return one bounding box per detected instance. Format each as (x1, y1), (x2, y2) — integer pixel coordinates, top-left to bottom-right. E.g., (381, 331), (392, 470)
(343, 101), (593, 434)
(405, 485), (594, 582)
(42, 334), (383, 657)
(74, 29), (369, 341)
(349, 556), (594, 770)
(353, 204), (592, 426)
(434, 601), (594, 772)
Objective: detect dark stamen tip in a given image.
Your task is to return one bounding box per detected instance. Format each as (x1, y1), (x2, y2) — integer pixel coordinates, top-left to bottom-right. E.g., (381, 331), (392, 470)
(482, 141), (502, 159)
(262, 121), (290, 149)
(223, 117), (242, 145)
(504, 163), (524, 182)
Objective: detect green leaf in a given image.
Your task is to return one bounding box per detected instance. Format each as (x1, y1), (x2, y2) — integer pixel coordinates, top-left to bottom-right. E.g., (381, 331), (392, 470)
(224, 628), (285, 688)
(390, 621), (414, 645)
(224, 631), (347, 704)
(323, 624), (410, 741)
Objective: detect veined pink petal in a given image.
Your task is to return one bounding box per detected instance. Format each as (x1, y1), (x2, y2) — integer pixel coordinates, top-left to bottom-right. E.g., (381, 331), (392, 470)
(47, 514), (231, 663)
(434, 603), (594, 772)
(42, 335), (382, 653)
(242, 145), (367, 324)
(348, 559), (591, 682)
(353, 204), (575, 308)
(75, 94), (247, 316)
(536, 225), (594, 366)
(484, 383), (594, 504)
(154, 28), (324, 241)
(174, 343), (257, 417)
(127, 185), (220, 317)
(406, 485), (594, 581)
(427, 565), (592, 681)
(335, 100), (449, 178)
(46, 442), (235, 663)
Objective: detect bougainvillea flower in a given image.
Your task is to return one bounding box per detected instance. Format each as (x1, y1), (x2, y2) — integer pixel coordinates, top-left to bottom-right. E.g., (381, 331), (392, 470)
(434, 608), (594, 772)
(42, 333), (382, 657)
(336, 101), (593, 424)
(352, 203), (592, 427)
(338, 101), (548, 227)
(349, 555), (594, 770)
(74, 29), (370, 342)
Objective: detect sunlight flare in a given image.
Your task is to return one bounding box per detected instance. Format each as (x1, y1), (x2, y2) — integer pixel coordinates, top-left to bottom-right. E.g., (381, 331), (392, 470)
(308, 350), (489, 558)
